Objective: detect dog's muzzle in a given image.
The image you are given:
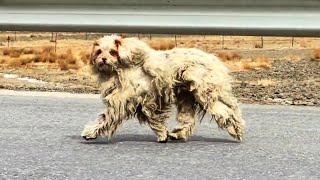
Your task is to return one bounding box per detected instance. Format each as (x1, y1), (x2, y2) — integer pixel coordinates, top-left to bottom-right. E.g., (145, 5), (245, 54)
(97, 58), (107, 67)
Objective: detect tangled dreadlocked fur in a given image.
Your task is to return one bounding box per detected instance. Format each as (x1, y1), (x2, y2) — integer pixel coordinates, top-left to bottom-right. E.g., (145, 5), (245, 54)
(81, 35), (245, 142)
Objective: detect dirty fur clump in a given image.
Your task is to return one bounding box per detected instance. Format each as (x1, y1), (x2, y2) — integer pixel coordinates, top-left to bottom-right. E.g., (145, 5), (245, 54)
(81, 35), (245, 142)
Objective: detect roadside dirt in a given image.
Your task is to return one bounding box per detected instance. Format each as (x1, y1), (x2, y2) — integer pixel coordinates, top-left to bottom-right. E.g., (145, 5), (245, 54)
(1, 58), (319, 106)
(233, 59), (320, 106)
(1, 33), (319, 106)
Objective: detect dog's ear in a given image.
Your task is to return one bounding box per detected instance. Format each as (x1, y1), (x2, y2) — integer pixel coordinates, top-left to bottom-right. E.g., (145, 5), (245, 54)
(112, 35), (134, 66)
(93, 41), (99, 46)
(109, 34), (123, 49)
(114, 38), (122, 49)
(119, 33), (126, 38)
(90, 41), (100, 65)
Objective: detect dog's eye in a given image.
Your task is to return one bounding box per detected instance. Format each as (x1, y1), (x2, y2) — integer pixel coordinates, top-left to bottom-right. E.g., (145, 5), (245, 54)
(95, 49), (102, 56)
(109, 50), (118, 57)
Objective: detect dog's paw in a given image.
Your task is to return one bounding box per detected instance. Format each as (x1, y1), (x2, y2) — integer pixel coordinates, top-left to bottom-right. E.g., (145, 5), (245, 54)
(157, 135), (168, 143)
(168, 132), (187, 141)
(158, 137), (168, 143)
(82, 135), (97, 141)
(227, 125), (244, 142)
(81, 124), (99, 140)
(168, 127), (189, 141)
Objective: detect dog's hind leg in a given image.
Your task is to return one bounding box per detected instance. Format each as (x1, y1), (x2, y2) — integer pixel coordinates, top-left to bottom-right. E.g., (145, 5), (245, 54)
(169, 91), (196, 141)
(147, 119), (169, 143)
(196, 89), (245, 141)
(213, 95), (244, 141)
(175, 62), (244, 141)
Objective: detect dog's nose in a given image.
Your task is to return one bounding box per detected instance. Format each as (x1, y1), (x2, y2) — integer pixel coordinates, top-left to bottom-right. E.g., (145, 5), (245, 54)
(102, 58), (107, 64)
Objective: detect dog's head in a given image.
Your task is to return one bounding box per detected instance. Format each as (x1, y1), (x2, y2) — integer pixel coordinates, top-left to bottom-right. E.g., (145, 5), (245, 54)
(91, 35), (149, 75)
(90, 35), (123, 73)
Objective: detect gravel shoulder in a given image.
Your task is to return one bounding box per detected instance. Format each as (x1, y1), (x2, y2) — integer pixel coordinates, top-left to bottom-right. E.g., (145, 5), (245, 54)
(233, 59), (320, 106)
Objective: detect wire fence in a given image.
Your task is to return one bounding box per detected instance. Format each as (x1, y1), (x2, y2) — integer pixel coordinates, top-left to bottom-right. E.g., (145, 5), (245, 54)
(1, 31), (320, 53)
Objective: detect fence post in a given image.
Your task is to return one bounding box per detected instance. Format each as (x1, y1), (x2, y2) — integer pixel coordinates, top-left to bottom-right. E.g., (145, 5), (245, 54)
(54, 33), (58, 53)
(291, 37), (294, 47)
(175, 35), (177, 47)
(221, 36), (224, 49)
(203, 35), (207, 51)
(85, 32), (88, 40)
(51, 32), (54, 42)
(7, 36), (10, 47)
(14, 31), (17, 41)
(261, 36), (264, 48)
(149, 34), (152, 40)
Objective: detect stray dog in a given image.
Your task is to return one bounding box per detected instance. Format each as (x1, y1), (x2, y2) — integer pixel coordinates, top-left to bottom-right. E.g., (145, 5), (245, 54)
(81, 35), (245, 142)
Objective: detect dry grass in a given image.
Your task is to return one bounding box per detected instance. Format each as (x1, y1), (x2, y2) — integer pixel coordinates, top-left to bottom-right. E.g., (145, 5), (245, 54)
(311, 48), (320, 61)
(299, 40), (308, 48)
(2, 48), (10, 56)
(7, 59), (23, 67)
(257, 79), (276, 86)
(22, 48), (37, 55)
(2, 46), (271, 72)
(57, 49), (80, 70)
(148, 39), (175, 50)
(217, 52), (241, 61)
(2, 48), (23, 58)
(59, 49), (76, 64)
(1, 46), (86, 70)
(77, 65), (92, 77)
(6, 55), (35, 67)
(223, 56), (272, 71)
(3, 34), (317, 73)
(9, 51), (22, 58)
(247, 79), (277, 86)
(79, 51), (91, 65)
(57, 60), (68, 70)
(42, 46), (54, 53)
(34, 46), (57, 63)
(0, 59), (6, 64)
(20, 56), (35, 65)
(243, 56), (271, 70)
(254, 43), (263, 48)
(282, 55), (302, 62)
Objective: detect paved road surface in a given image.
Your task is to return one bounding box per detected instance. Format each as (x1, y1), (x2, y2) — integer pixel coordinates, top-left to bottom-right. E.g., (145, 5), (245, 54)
(0, 92), (319, 179)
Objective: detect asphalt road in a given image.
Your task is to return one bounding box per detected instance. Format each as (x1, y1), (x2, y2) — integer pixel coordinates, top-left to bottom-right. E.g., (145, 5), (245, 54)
(0, 92), (319, 179)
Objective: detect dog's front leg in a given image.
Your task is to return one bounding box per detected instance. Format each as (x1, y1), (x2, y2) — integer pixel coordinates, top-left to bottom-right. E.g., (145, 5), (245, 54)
(81, 108), (126, 140)
(141, 106), (169, 143)
(81, 113), (106, 140)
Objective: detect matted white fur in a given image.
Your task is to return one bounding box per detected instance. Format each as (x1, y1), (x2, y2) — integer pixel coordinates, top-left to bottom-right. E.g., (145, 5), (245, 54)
(81, 35), (245, 142)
